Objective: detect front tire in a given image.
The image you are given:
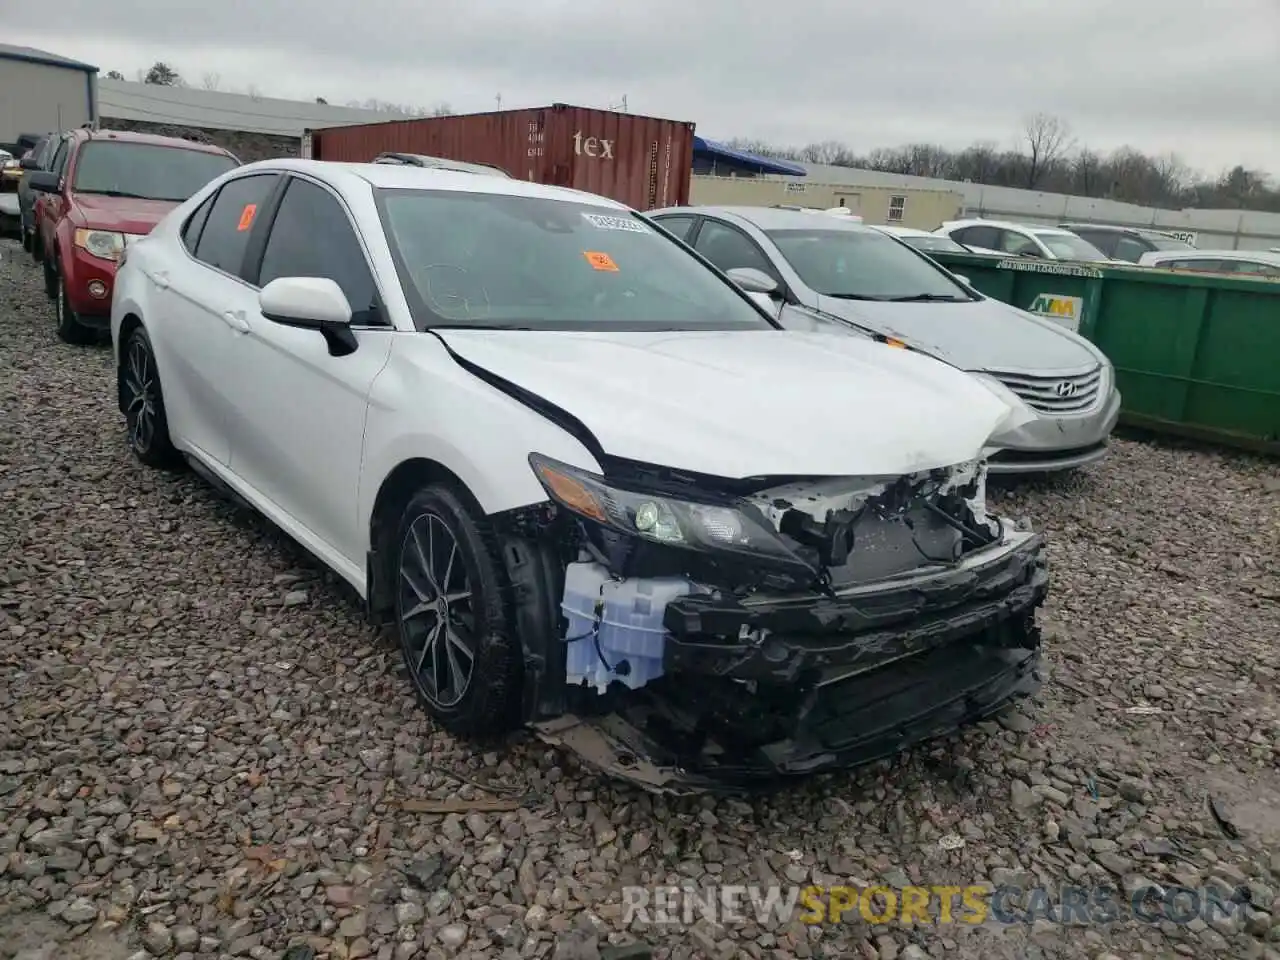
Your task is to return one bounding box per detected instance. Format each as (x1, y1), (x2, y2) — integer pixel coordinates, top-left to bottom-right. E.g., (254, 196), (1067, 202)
(392, 485), (522, 736)
(120, 326), (181, 469)
(54, 277), (95, 345)
(43, 255), (57, 298)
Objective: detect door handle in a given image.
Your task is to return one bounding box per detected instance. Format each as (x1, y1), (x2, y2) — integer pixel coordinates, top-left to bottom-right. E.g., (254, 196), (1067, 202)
(221, 310), (251, 333)
(151, 270), (169, 290)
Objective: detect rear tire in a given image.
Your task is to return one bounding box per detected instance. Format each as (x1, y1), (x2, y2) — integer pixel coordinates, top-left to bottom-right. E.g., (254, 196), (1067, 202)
(391, 485), (522, 736)
(119, 325), (181, 469)
(43, 256), (57, 299)
(54, 277), (95, 345)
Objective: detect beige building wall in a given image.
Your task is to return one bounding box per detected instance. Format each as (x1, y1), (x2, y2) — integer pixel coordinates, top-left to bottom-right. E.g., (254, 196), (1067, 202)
(689, 176), (963, 230)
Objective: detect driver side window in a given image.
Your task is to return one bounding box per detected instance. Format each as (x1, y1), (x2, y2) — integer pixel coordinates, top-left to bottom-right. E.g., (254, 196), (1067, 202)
(256, 177), (383, 325)
(694, 221), (774, 276)
(999, 231), (1040, 255)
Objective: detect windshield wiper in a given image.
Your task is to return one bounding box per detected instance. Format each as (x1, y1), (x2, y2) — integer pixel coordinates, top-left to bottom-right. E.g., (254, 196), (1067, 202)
(881, 293), (969, 303)
(79, 189), (152, 199)
(825, 292), (888, 301)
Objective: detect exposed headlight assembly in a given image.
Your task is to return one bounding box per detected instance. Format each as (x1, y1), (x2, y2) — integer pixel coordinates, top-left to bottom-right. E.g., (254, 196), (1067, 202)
(528, 453), (814, 575)
(74, 228), (126, 262)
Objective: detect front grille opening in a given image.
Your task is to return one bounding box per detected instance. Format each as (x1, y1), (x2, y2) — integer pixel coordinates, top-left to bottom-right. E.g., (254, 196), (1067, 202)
(991, 365), (1102, 414)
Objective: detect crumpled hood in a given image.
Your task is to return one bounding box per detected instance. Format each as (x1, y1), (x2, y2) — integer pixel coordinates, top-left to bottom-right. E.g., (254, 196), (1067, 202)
(813, 295), (1102, 372)
(72, 194), (179, 234)
(437, 329), (1026, 478)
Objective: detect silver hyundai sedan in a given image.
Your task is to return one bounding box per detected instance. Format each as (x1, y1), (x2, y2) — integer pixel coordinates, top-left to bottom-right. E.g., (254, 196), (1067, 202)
(648, 205), (1121, 474)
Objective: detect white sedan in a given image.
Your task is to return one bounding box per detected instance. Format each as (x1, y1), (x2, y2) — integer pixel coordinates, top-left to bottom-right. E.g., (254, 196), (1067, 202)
(110, 159), (1048, 789)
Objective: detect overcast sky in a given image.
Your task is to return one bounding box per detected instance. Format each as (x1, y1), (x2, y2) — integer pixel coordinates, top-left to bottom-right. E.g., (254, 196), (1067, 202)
(8, 0), (1279, 177)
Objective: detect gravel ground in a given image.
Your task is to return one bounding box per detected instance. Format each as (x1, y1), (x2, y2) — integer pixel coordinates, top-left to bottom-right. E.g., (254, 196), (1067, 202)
(2, 235), (1279, 960)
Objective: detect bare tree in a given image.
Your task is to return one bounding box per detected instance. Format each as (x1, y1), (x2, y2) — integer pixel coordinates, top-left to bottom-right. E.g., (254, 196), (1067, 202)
(105, 69), (125, 81)
(1021, 113), (1073, 189)
(431, 103), (455, 117)
(201, 72), (222, 91)
(245, 84), (263, 101)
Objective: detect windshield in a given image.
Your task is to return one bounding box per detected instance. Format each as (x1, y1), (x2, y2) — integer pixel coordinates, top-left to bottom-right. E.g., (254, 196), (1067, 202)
(899, 234), (969, 254)
(766, 228), (972, 301)
(72, 142), (237, 202)
(1148, 236), (1195, 251)
(377, 189), (775, 331)
(1034, 232), (1108, 261)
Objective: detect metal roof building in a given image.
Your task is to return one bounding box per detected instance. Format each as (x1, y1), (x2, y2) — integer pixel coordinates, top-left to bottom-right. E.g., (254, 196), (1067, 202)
(778, 162), (1280, 251)
(97, 79), (399, 138)
(0, 44), (98, 148)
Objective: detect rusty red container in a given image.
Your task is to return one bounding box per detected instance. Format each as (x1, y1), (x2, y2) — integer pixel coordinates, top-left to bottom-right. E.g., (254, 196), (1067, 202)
(306, 103), (695, 210)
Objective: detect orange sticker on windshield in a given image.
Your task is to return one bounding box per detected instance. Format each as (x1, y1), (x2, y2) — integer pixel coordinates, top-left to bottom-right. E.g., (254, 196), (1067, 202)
(237, 203), (257, 232)
(584, 251), (618, 272)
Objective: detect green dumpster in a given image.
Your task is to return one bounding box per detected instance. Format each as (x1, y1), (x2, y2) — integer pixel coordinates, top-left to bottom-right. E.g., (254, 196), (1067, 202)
(927, 252), (1280, 455)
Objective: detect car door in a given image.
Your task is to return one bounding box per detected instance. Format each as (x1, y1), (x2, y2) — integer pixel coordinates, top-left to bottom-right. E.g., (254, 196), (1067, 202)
(223, 173), (394, 564)
(38, 137), (70, 251)
(950, 225), (1000, 254)
(651, 214), (698, 243)
(996, 229), (1042, 257)
(1078, 230), (1119, 258)
(157, 172), (282, 466)
(1111, 236), (1148, 263)
(691, 218), (790, 311)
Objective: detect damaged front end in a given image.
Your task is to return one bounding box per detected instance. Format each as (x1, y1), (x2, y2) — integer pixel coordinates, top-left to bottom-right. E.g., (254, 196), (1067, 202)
(494, 454), (1048, 793)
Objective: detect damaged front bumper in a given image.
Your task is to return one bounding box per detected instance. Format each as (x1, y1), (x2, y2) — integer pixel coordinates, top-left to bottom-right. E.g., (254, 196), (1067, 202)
(534, 530), (1048, 792)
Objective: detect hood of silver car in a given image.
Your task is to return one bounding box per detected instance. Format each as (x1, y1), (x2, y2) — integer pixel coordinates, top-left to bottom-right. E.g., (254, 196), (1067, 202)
(813, 295), (1100, 372)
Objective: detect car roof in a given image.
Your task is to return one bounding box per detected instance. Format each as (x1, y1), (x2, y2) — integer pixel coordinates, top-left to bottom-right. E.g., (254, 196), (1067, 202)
(228, 157), (632, 208)
(373, 152), (513, 177)
(873, 225), (937, 238)
(1059, 223), (1185, 240)
(71, 127), (236, 157)
(651, 204), (875, 232)
(942, 218), (1075, 236)
(1143, 249), (1280, 265)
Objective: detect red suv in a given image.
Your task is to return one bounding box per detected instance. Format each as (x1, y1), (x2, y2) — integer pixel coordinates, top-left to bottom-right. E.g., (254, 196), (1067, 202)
(28, 128), (239, 342)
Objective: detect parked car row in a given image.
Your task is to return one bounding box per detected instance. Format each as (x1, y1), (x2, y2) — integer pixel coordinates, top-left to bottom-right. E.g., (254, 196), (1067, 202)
(16, 125), (240, 342)
(929, 215), (1278, 278)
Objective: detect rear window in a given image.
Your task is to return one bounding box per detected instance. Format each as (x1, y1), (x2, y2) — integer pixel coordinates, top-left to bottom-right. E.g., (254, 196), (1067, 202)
(1033, 232), (1108, 261)
(1148, 236), (1196, 251)
(72, 141), (238, 203)
(377, 189), (774, 332)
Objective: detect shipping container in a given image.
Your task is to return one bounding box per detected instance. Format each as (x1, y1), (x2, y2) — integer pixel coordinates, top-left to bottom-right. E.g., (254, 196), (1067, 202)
(305, 104), (695, 211)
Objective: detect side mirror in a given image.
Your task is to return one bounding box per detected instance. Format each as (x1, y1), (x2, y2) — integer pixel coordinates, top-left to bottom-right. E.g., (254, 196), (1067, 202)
(19, 155), (40, 171)
(726, 267), (780, 297)
(952, 273), (972, 286)
(26, 171), (59, 193)
(259, 277), (358, 356)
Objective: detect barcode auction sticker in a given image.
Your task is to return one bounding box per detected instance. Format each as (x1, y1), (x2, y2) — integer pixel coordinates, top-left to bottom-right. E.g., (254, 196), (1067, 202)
(582, 213), (650, 234)
(583, 251), (619, 272)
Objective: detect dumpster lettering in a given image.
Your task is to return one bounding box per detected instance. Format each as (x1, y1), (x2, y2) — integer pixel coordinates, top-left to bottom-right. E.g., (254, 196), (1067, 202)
(997, 259), (1103, 280)
(1027, 293), (1084, 333)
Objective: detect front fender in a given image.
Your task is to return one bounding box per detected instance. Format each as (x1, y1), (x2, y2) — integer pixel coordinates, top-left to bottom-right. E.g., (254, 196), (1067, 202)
(357, 336), (604, 554)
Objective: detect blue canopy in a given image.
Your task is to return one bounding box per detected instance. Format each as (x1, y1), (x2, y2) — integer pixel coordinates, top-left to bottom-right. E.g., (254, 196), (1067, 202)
(692, 136), (808, 177)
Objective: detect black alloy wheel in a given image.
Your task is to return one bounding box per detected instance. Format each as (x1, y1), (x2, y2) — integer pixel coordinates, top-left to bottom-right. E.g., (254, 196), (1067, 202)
(392, 485), (521, 735)
(120, 326), (180, 468)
